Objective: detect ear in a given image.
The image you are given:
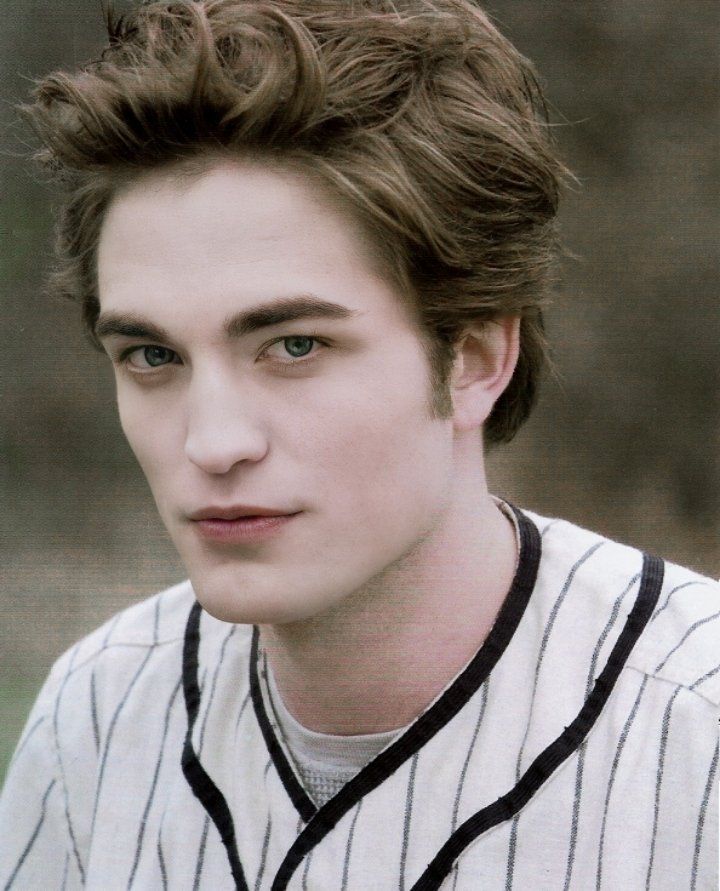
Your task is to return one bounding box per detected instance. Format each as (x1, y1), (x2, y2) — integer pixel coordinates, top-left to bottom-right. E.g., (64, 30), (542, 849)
(450, 315), (520, 433)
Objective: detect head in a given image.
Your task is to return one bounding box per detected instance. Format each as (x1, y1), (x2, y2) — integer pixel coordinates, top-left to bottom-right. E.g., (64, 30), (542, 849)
(25, 0), (565, 622)
(28, 0), (564, 440)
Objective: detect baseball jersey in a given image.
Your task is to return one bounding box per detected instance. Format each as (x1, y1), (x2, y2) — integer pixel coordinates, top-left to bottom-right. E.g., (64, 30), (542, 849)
(1, 507), (718, 889)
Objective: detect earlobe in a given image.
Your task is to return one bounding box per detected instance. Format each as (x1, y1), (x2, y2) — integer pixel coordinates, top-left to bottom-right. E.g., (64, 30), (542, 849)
(450, 316), (520, 433)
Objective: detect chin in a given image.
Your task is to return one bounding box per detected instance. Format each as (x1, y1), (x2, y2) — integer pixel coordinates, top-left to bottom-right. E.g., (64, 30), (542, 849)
(187, 571), (336, 627)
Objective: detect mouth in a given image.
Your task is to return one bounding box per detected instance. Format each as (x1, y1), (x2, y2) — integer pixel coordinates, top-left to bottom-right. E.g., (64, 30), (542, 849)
(188, 507), (302, 544)
(188, 504), (299, 521)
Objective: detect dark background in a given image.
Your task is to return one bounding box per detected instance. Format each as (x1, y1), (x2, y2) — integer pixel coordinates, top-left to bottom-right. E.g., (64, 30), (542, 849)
(1, 1), (718, 776)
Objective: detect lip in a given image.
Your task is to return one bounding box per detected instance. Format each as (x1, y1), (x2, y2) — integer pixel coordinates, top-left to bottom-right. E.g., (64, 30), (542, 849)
(188, 505), (297, 521)
(189, 507), (302, 544)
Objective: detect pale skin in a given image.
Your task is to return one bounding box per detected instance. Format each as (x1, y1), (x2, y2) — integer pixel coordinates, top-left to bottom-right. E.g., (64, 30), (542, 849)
(96, 160), (519, 735)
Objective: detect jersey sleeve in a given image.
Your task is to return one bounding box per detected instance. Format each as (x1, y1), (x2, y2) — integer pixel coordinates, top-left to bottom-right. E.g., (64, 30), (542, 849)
(0, 654), (85, 889)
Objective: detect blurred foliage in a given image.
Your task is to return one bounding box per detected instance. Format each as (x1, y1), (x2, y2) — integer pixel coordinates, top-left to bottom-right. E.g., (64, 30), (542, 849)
(1, 1), (718, 775)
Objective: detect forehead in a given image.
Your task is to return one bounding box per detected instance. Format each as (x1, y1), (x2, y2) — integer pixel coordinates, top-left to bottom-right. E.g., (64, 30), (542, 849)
(96, 160), (415, 333)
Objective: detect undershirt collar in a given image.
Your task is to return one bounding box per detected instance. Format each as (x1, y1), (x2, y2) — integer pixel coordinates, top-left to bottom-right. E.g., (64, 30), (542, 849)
(263, 652), (403, 775)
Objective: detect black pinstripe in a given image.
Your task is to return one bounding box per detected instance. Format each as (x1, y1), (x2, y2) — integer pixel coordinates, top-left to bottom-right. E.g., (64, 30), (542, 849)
(90, 671), (100, 754)
(646, 684), (684, 889)
(2, 779), (57, 891)
(198, 626), (236, 756)
(595, 674), (649, 890)
(60, 851), (69, 891)
(255, 816), (273, 891)
(654, 610), (720, 674)
(691, 742), (719, 891)
(505, 540), (605, 889)
(399, 753), (420, 891)
(156, 828), (168, 891)
(340, 801), (363, 891)
(193, 814), (210, 891)
(450, 683), (489, 891)
(90, 599), (162, 839)
(127, 677), (183, 889)
(648, 580), (707, 627)
(451, 682), (489, 835)
(52, 644), (86, 883)
(235, 689), (252, 733)
(562, 572), (641, 891)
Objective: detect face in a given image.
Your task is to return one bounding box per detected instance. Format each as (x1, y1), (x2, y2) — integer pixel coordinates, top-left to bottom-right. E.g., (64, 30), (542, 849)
(96, 161), (455, 624)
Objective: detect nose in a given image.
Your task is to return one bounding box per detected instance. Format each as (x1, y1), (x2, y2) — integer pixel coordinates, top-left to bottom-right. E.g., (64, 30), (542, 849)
(184, 372), (269, 475)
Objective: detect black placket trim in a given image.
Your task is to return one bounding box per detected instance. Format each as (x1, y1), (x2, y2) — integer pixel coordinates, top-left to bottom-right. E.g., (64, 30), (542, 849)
(410, 551), (665, 891)
(181, 601), (249, 891)
(269, 504), (541, 890)
(249, 627), (318, 823)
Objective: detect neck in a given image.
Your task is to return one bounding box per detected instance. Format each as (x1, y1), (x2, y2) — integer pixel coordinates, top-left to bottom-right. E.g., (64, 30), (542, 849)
(259, 458), (517, 736)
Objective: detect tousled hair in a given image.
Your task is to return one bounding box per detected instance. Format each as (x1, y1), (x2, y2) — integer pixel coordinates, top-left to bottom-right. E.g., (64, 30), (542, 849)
(25, 0), (567, 442)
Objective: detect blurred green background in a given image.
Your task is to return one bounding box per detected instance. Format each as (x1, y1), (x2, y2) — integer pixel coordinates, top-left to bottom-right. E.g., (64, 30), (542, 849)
(1, 1), (718, 779)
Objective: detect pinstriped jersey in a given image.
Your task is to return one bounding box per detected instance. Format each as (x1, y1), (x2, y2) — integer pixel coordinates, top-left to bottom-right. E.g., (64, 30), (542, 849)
(1, 507), (718, 889)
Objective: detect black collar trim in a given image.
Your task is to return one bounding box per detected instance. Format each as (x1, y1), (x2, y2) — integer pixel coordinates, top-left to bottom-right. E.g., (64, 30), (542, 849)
(250, 628), (318, 823)
(410, 552), (665, 891)
(181, 601), (249, 891)
(269, 503), (541, 889)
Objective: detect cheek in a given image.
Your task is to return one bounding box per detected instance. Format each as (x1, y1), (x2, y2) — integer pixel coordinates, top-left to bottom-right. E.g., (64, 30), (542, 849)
(116, 387), (179, 487)
(302, 355), (451, 514)
(117, 392), (150, 463)
(312, 409), (452, 572)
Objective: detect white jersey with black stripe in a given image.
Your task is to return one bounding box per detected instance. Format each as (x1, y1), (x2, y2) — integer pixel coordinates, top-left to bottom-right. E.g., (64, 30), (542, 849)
(1, 507), (718, 889)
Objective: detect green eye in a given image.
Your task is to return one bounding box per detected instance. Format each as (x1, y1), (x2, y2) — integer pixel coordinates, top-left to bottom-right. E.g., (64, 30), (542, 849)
(143, 346), (175, 366)
(283, 336), (314, 358)
(123, 345), (177, 369)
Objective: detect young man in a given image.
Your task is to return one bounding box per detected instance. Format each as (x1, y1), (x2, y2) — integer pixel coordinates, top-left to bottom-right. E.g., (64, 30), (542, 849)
(1, 1), (717, 888)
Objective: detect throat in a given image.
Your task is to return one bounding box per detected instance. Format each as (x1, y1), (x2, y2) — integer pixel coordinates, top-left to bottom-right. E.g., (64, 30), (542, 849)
(261, 654), (404, 806)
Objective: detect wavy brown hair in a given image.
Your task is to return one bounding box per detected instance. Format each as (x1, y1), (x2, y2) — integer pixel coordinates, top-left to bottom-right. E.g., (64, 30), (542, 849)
(24, 0), (567, 442)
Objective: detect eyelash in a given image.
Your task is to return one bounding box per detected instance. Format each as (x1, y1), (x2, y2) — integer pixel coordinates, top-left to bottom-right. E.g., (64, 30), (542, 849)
(117, 334), (327, 374)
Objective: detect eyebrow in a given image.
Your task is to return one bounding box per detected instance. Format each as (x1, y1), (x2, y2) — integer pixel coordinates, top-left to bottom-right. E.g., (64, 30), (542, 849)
(94, 295), (359, 342)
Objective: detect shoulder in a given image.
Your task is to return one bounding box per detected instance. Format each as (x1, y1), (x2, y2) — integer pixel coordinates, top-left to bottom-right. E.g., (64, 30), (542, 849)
(626, 557), (720, 707)
(29, 580), (253, 729)
(42, 578), (194, 698)
(521, 507), (720, 708)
